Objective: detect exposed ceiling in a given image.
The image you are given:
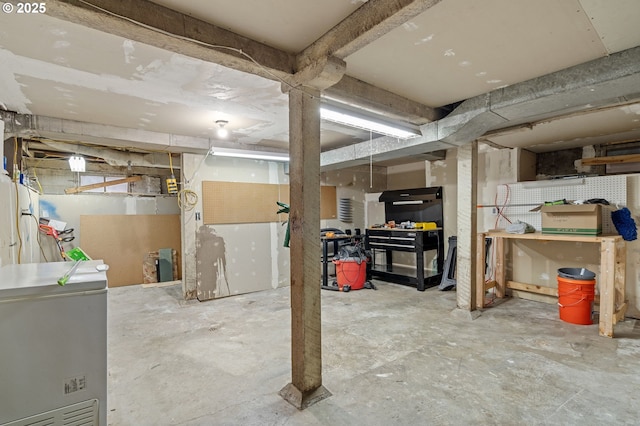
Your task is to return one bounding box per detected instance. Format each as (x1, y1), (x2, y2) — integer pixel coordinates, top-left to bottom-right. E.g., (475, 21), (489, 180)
(1, 0), (640, 169)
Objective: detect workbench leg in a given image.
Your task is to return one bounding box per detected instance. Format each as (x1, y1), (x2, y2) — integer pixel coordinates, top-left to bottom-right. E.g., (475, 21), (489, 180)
(416, 246), (425, 291)
(614, 240), (627, 325)
(476, 233), (486, 309)
(494, 237), (506, 298)
(599, 238), (616, 338)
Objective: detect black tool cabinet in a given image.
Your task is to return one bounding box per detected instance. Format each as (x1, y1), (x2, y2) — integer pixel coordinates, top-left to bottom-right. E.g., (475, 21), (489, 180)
(365, 186), (445, 291)
(366, 228), (443, 291)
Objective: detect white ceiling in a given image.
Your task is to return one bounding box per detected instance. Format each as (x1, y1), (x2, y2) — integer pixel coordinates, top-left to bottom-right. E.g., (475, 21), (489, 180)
(1, 0), (640, 164)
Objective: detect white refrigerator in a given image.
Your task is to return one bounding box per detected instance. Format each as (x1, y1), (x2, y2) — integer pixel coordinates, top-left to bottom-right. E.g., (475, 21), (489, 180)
(0, 261), (108, 426)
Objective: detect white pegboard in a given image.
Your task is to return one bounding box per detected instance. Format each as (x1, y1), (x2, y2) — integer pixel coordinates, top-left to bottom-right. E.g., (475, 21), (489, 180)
(494, 176), (627, 234)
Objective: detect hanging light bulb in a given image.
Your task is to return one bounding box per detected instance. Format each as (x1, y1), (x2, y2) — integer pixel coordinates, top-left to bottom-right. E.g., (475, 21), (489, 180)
(69, 155), (86, 172)
(216, 120), (229, 138)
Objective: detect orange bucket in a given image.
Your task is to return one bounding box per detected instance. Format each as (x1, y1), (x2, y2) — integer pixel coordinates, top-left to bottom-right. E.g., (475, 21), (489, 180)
(333, 259), (367, 290)
(557, 276), (596, 325)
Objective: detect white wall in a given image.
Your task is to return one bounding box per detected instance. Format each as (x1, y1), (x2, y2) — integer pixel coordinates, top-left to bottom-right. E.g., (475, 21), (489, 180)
(0, 177), (40, 266)
(181, 154), (291, 300)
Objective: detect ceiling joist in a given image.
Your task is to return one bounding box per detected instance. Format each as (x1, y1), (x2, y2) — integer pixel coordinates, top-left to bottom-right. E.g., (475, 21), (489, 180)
(45, 0), (296, 79)
(298, 0), (442, 66)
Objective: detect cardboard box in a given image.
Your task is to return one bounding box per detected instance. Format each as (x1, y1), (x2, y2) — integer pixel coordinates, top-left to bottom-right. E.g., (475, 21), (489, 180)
(541, 204), (602, 235)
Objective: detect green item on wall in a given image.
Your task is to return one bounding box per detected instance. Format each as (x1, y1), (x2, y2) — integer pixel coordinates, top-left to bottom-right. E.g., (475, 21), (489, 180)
(276, 201), (290, 248)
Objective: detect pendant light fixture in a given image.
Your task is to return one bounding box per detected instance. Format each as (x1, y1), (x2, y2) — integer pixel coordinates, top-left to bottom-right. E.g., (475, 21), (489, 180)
(216, 120), (229, 138)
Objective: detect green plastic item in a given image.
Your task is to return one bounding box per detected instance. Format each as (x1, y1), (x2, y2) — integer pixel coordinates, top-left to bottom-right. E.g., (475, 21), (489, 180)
(66, 247), (92, 261)
(58, 260), (82, 286)
(276, 201), (290, 248)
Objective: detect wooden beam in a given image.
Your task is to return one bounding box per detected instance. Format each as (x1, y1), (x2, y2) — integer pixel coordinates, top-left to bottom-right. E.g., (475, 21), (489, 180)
(47, 0), (295, 79)
(299, 0), (442, 66)
(48, 0), (438, 124)
(279, 88), (331, 409)
(64, 175), (141, 194)
(581, 154), (640, 166)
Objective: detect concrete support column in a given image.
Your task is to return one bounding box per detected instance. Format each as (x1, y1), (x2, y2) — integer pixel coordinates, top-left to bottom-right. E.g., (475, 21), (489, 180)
(456, 141), (478, 311)
(279, 87), (331, 409)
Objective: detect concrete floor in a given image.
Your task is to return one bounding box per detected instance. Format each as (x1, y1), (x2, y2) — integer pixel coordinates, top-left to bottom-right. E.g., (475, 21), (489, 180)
(107, 282), (640, 425)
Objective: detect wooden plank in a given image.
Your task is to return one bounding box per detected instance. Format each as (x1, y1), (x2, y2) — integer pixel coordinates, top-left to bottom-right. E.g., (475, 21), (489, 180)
(202, 181), (336, 224)
(484, 280), (497, 291)
(494, 237), (505, 298)
(486, 231), (621, 244)
(202, 181), (282, 224)
(64, 175), (141, 194)
(507, 280), (557, 297)
(599, 238), (616, 337)
(320, 186), (337, 219)
(614, 302), (628, 325)
(580, 153), (640, 166)
(614, 239), (627, 323)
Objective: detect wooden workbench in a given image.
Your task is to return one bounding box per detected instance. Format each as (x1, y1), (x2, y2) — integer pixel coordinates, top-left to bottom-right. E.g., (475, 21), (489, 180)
(476, 231), (627, 338)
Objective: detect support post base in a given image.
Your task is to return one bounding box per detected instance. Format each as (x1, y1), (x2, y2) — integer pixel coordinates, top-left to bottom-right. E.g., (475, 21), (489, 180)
(279, 383), (332, 410)
(450, 307), (481, 320)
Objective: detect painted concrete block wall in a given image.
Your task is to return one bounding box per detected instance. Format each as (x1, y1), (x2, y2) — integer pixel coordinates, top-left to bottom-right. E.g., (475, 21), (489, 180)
(181, 153), (290, 301)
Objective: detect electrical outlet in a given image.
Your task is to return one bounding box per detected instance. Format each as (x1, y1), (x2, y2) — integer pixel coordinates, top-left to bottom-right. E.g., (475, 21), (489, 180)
(492, 207), (498, 216)
(166, 177), (178, 194)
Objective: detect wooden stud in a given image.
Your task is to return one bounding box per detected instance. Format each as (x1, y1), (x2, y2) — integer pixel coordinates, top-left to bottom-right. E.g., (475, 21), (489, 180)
(614, 239), (627, 325)
(494, 237), (506, 298)
(506, 281), (557, 297)
(599, 238), (616, 337)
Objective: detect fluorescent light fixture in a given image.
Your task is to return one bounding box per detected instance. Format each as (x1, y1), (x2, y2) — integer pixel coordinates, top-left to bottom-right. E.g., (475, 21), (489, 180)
(210, 147), (289, 162)
(68, 155), (86, 172)
(320, 106), (420, 139)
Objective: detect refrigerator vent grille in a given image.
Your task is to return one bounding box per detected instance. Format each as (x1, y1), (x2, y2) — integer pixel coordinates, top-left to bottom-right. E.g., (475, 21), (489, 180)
(3, 399), (98, 426)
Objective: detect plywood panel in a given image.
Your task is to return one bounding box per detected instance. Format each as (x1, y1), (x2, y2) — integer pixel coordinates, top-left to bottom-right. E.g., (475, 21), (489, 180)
(80, 215), (181, 287)
(202, 181), (336, 224)
(321, 186), (337, 220)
